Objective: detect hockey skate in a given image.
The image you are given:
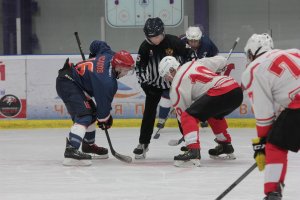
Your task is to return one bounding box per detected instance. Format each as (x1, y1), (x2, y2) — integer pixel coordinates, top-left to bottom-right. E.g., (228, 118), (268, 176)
(263, 192), (282, 200)
(174, 148), (201, 167)
(180, 146), (188, 152)
(133, 143), (149, 159)
(156, 118), (166, 129)
(208, 139), (236, 160)
(82, 141), (109, 159)
(63, 138), (92, 166)
(263, 183), (284, 200)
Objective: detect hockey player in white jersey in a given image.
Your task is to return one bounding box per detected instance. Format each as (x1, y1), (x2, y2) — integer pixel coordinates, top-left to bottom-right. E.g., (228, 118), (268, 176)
(158, 56), (243, 167)
(242, 33), (300, 200)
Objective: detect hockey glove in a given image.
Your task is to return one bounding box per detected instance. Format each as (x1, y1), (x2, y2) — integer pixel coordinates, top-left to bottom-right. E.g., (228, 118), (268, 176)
(97, 115), (113, 130)
(252, 137), (266, 171)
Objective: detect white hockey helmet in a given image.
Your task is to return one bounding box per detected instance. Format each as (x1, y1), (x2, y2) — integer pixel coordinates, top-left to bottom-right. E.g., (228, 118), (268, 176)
(244, 33), (274, 59)
(186, 26), (202, 40)
(158, 56), (180, 77)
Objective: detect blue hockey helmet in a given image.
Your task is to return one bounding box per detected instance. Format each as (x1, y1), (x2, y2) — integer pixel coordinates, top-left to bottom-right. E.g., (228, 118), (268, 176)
(89, 40), (112, 57)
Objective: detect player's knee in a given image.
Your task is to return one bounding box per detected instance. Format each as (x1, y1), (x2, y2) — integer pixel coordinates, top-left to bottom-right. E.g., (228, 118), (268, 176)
(86, 123), (96, 132)
(181, 112), (199, 129)
(74, 115), (94, 127)
(266, 143), (288, 163)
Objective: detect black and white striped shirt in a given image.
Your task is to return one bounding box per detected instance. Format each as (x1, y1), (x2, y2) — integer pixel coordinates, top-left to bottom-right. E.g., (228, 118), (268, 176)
(136, 34), (195, 89)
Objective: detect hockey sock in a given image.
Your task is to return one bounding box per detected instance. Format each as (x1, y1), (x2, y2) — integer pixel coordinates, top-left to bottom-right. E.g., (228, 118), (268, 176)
(158, 106), (171, 119)
(69, 123), (86, 149)
(208, 118), (231, 142)
(158, 96), (172, 119)
(264, 143), (288, 195)
(83, 123), (96, 144)
(181, 112), (200, 149)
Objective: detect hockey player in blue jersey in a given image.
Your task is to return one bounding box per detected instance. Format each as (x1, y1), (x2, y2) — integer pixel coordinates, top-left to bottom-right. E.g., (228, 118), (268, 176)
(56, 40), (135, 166)
(181, 26), (219, 59)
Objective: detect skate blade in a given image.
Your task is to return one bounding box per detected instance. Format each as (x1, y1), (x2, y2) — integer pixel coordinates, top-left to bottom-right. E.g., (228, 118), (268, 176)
(174, 159), (201, 168)
(134, 148), (148, 160)
(209, 153), (236, 160)
(89, 153), (109, 159)
(134, 153), (146, 160)
(62, 158), (92, 166)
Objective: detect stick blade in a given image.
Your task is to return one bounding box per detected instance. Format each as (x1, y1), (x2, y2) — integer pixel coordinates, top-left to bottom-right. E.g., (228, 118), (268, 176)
(113, 152), (133, 163)
(168, 137), (184, 146)
(153, 128), (161, 139)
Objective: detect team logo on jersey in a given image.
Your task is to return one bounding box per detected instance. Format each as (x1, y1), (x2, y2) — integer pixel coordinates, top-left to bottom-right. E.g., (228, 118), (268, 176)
(165, 48), (174, 56)
(0, 94), (22, 117)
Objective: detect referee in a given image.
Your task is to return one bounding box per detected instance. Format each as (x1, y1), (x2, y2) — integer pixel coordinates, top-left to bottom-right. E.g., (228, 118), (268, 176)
(134, 17), (195, 159)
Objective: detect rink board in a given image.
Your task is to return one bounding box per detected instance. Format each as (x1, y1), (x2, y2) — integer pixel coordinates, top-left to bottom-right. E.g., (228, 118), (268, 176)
(0, 53), (256, 120)
(0, 118), (256, 129)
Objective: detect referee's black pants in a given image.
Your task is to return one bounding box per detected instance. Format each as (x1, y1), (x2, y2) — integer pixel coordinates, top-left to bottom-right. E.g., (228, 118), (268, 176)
(139, 84), (168, 144)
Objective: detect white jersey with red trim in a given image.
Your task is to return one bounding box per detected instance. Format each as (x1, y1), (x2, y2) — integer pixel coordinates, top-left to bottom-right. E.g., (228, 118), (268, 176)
(241, 49), (300, 137)
(170, 56), (238, 122)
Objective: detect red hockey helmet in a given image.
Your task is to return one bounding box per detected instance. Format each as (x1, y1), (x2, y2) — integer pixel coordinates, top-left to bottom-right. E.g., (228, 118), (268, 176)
(111, 50), (135, 69)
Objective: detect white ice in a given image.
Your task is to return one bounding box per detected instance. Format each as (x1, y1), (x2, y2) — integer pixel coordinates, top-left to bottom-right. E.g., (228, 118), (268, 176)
(0, 128), (299, 200)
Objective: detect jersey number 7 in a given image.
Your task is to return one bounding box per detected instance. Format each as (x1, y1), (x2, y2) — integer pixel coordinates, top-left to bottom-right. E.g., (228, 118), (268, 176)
(269, 54), (300, 78)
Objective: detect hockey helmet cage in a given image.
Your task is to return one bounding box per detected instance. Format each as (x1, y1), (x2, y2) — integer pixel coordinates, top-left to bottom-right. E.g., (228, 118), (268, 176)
(244, 33), (274, 58)
(111, 50), (135, 69)
(186, 26), (202, 40)
(158, 56), (180, 77)
(143, 17), (165, 38)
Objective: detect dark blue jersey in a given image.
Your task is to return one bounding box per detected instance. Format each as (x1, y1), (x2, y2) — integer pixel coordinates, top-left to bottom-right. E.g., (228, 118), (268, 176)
(181, 35), (219, 58)
(71, 41), (117, 121)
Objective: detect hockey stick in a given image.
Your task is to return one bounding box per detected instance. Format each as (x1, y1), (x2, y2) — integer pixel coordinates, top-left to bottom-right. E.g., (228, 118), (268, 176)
(218, 37), (240, 73)
(227, 37), (240, 61)
(215, 163), (257, 200)
(74, 32), (86, 60)
(168, 136), (184, 146)
(104, 128), (133, 163)
(153, 108), (175, 139)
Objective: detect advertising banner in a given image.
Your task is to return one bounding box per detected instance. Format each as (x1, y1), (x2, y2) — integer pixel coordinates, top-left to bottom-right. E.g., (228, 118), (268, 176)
(0, 53), (255, 119)
(26, 55), (82, 119)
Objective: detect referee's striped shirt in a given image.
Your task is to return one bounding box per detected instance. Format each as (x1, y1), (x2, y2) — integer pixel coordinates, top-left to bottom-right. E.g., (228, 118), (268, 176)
(135, 34), (194, 89)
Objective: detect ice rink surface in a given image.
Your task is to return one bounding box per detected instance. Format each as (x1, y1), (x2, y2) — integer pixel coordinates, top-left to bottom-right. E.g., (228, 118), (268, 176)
(0, 127), (299, 200)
